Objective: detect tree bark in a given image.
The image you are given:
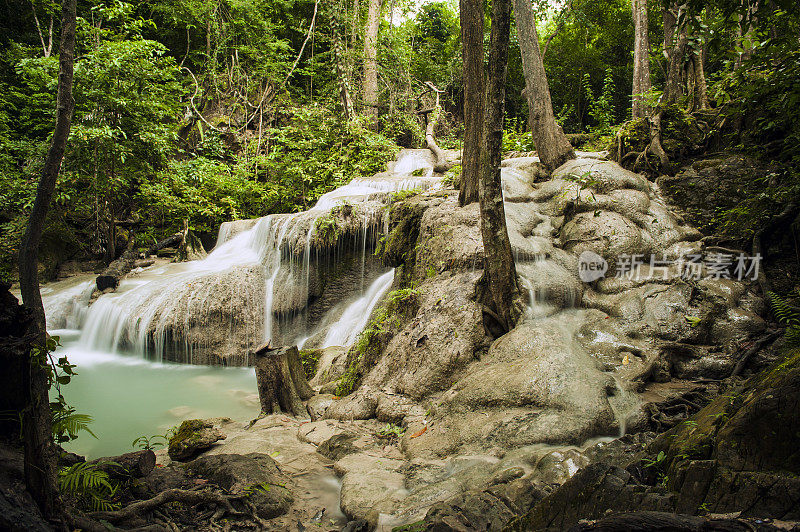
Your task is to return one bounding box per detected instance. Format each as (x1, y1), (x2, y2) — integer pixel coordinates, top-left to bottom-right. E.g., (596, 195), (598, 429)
(254, 345), (314, 417)
(692, 46), (708, 110)
(363, 0), (381, 122)
(479, 0), (520, 337)
(17, 0), (76, 522)
(663, 4), (688, 105)
(329, 2), (354, 120)
(422, 82), (449, 172)
(458, 0), (483, 205)
(512, 0), (575, 170)
(631, 0), (652, 119)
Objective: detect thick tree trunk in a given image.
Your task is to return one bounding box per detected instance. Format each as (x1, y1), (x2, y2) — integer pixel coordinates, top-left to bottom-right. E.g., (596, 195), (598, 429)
(478, 0), (520, 337)
(693, 46), (708, 110)
(631, 0), (652, 119)
(458, 0), (483, 205)
(512, 0), (575, 170)
(16, 0), (76, 522)
(363, 0), (381, 121)
(254, 345), (314, 417)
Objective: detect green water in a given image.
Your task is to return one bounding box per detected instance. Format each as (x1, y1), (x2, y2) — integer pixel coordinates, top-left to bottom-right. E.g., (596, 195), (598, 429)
(53, 330), (258, 459)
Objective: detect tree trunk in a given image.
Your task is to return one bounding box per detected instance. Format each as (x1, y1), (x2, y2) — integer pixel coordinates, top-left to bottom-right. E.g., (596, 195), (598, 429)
(631, 0), (652, 119)
(458, 0), (483, 206)
(693, 46), (708, 110)
(478, 0), (521, 337)
(329, 2), (354, 120)
(363, 0), (381, 121)
(422, 82), (449, 172)
(16, 0), (76, 522)
(254, 345), (314, 417)
(663, 4), (688, 105)
(512, 0), (575, 171)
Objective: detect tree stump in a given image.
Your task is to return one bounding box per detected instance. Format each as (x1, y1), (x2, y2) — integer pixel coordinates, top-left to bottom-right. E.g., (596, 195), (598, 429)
(254, 345), (314, 417)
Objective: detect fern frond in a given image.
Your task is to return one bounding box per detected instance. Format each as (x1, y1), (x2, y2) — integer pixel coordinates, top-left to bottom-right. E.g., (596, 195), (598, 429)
(52, 412), (97, 440)
(767, 291), (800, 327)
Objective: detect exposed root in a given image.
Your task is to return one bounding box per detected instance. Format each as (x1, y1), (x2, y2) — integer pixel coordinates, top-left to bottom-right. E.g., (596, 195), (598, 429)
(89, 488), (246, 523)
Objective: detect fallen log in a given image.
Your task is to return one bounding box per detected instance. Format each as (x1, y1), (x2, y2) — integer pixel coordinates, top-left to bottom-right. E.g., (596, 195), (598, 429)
(254, 345), (314, 417)
(96, 232), (183, 291)
(87, 449), (156, 480)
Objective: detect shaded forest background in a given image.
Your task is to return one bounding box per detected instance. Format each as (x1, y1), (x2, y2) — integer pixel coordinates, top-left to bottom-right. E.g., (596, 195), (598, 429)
(0, 0), (797, 282)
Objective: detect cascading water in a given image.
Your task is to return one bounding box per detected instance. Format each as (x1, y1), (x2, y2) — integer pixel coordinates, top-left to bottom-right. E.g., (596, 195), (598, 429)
(52, 149), (441, 366)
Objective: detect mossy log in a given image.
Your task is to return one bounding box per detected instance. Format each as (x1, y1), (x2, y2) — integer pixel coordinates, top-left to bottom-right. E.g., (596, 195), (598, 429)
(96, 232), (183, 291)
(254, 345), (314, 417)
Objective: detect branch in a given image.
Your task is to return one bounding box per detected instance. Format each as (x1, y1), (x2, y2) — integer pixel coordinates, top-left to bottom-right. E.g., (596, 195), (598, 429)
(181, 66), (220, 132)
(541, 0), (573, 60)
(239, 0), (320, 132)
(731, 329), (782, 377)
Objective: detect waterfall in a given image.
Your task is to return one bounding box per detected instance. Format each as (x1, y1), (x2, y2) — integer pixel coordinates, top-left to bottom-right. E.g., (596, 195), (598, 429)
(63, 149), (439, 365)
(322, 269), (395, 348)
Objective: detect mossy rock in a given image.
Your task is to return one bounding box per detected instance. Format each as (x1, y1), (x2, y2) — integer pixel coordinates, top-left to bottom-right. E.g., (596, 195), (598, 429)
(168, 419), (226, 461)
(298, 349), (321, 380)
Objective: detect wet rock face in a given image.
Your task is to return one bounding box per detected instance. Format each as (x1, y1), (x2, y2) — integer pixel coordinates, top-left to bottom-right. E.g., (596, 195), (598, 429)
(328, 156), (762, 463)
(509, 351), (800, 530)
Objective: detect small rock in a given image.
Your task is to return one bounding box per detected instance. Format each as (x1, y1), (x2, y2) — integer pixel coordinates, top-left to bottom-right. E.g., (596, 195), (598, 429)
(492, 466), (525, 485)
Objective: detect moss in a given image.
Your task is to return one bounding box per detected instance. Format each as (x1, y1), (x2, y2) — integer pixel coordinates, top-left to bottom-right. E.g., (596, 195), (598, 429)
(168, 419), (208, 451)
(389, 187), (422, 203)
(392, 520), (426, 532)
(298, 349), (321, 380)
(335, 288), (421, 396)
(313, 213), (341, 248)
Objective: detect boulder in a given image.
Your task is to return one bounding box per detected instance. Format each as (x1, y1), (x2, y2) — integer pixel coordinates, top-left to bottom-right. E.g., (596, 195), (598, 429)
(185, 453), (293, 519)
(168, 419), (226, 461)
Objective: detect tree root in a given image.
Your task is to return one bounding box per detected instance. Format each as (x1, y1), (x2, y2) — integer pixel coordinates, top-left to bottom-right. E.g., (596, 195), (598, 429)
(89, 488), (246, 524)
(730, 329), (782, 377)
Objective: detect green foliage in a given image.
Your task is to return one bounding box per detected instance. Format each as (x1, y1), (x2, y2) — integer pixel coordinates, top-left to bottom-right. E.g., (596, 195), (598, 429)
(51, 399), (96, 444)
(313, 212), (342, 248)
(58, 461), (120, 512)
(767, 291), (800, 347)
(298, 349), (321, 380)
(377, 422), (405, 441)
(502, 116), (535, 152)
(583, 68), (616, 134)
(442, 164), (461, 189)
(131, 434), (168, 451)
(562, 171), (599, 211)
(389, 188), (422, 204)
